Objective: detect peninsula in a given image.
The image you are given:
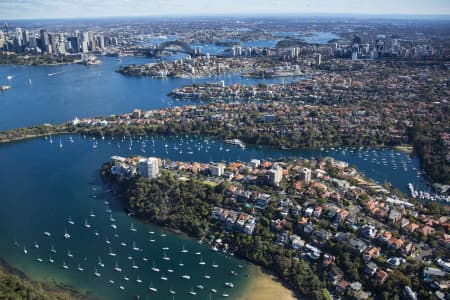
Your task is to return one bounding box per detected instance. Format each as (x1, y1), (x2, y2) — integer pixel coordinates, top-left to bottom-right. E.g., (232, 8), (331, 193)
(117, 55), (308, 79)
(0, 89), (448, 188)
(101, 155), (450, 300)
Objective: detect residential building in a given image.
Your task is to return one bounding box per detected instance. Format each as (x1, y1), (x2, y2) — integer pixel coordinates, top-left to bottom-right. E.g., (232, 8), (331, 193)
(210, 163), (225, 177)
(268, 167), (283, 186)
(300, 167), (312, 184)
(139, 157), (159, 179)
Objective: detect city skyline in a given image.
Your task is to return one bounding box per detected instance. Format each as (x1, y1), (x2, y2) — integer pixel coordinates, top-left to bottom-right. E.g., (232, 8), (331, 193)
(1, 0), (450, 20)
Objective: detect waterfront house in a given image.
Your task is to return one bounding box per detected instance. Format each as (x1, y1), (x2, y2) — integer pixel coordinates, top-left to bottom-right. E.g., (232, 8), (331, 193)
(312, 206), (323, 218)
(315, 229), (331, 241)
(421, 225), (435, 236)
(336, 280), (349, 293)
(361, 224), (377, 239)
(329, 265), (344, 282)
(363, 246), (380, 262)
(243, 222), (255, 235)
(387, 237), (404, 250)
(376, 270), (388, 284)
(350, 238), (367, 254)
(304, 207), (314, 217)
(291, 235), (305, 250)
(405, 222), (420, 233)
(388, 209), (402, 223)
(400, 218), (410, 228)
(423, 267), (446, 282)
(364, 262), (378, 276)
(377, 230), (392, 243)
(322, 254), (335, 266)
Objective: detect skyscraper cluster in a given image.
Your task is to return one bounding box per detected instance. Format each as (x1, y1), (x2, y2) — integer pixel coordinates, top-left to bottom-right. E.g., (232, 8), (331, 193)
(0, 27), (119, 55)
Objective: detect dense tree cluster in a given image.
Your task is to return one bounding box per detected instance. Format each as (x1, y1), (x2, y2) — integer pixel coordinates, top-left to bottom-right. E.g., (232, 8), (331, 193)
(0, 266), (93, 300)
(0, 54), (76, 65)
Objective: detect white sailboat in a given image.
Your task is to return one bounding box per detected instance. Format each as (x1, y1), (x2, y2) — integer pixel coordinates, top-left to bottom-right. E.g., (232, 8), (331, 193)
(64, 228), (70, 239)
(114, 261), (122, 272)
(132, 241), (139, 251)
(98, 257), (104, 267)
(62, 261), (69, 269)
(108, 247), (116, 256)
(148, 282), (157, 292)
(84, 219), (91, 228)
(151, 261), (160, 272)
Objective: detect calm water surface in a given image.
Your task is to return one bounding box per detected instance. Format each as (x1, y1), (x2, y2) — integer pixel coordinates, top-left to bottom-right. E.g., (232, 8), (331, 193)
(0, 56), (302, 130)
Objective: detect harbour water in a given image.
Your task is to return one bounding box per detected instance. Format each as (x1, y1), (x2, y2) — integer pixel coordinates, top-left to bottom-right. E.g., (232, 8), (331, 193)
(0, 56), (302, 131)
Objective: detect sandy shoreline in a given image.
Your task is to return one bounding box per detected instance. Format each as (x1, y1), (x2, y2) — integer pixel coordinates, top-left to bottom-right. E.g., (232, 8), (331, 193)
(236, 266), (298, 300)
(393, 145), (414, 154)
